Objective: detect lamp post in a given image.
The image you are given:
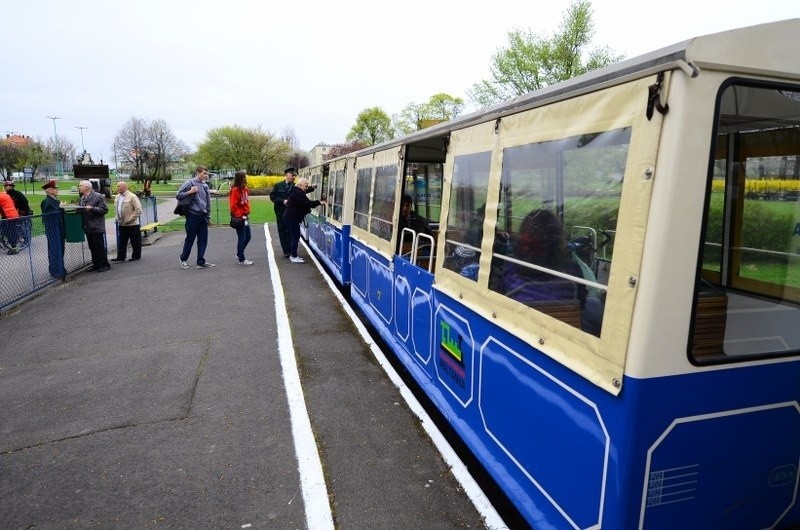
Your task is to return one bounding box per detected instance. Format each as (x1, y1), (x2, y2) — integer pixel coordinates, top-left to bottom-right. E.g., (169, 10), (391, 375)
(75, 126), (88, 152)
(45, 116), (62, 177)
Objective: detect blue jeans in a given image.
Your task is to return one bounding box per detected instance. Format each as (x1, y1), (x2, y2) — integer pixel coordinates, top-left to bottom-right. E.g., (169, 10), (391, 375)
(235, 223), (252, 262)
(180, 213), (209, 265)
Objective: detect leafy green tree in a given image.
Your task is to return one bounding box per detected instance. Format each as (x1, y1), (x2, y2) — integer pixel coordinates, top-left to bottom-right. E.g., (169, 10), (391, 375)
(468, 0), (623, 107)
(195, 125), (292, 175)
(426, 93), (465, 121)
(0, 143), (21, 180)
(347, 107), (394, 146)
(394, 94), (465, 136)
(19, 140), (49, 179)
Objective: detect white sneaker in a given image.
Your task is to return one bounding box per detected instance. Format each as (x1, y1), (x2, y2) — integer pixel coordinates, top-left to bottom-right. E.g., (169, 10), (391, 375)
(239, 259), (253, 266)
(290, 256), (305, 263)
(180, 261), (189, 269)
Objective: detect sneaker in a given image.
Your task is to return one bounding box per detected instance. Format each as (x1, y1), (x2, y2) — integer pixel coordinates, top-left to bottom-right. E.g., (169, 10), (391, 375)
(283, 253), (290, 258)
(197, 262), (216, 268)
(290, 256), (305, 263)
(180, 261), (189, 269)
(239, 259), (253, 266)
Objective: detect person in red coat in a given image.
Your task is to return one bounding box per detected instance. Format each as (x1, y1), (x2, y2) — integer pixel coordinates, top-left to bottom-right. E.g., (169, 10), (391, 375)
(228, 170), (252, 265)
(0, 189), (21, 254)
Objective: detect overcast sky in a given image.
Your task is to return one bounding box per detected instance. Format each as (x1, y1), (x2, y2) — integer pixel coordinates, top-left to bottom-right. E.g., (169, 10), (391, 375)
(2, 0), (797, 165)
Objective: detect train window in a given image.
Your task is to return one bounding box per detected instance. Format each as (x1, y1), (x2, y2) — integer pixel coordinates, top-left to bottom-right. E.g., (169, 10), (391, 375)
(369, 164), (399, 241)
(403, 162), (443, 227)
(353, 167), (372, 231)
(487, 129), (629, 335)
(442, 152), (492, 281)
(693, 82), (800, 362)
(330, 167), (345, 222)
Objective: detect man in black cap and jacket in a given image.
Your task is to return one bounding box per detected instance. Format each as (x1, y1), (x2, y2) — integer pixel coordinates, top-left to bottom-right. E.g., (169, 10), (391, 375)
(270, 167), (297, 257)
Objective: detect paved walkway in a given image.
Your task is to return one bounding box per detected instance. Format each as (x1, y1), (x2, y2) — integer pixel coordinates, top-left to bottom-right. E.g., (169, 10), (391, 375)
(0, 221), (510, 529)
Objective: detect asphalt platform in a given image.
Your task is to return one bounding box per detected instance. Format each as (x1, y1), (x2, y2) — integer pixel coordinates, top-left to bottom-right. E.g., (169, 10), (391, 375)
(0, 212), (510, 529)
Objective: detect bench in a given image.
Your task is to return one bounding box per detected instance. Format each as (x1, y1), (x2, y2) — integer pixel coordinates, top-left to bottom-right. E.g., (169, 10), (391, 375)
(140, 222), (162, 237)
(528, 299), (583, 329)
(691, 293), (728, 359)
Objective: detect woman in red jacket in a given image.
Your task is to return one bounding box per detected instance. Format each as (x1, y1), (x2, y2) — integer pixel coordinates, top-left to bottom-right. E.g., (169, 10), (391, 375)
(229, 170), (253, 265)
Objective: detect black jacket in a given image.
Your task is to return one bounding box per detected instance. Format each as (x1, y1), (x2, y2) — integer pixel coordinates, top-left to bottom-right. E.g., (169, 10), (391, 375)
(283, 187), (321, 223)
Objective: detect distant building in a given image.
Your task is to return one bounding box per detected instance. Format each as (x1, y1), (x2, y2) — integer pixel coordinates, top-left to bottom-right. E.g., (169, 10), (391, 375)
(1, 134), (32, 148)
(307, 143), (331, 166)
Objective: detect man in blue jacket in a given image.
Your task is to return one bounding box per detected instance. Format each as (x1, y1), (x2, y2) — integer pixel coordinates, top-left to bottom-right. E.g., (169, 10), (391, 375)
(176, 165), (214, 269)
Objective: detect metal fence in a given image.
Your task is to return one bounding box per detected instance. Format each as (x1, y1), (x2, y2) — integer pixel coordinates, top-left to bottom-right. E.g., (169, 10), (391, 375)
(0, 196), (161, 311)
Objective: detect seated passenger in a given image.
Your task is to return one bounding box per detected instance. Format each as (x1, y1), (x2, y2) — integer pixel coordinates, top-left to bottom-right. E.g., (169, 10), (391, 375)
(396, 194), (433, 253)
(496, 209), (585, 304)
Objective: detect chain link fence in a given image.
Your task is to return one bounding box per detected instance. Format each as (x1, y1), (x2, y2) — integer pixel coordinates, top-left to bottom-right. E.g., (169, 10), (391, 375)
(1, 197), (160, 311)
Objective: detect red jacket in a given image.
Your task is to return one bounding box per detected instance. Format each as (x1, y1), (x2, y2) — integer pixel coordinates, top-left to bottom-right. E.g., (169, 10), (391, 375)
(0, 193), (19, 219)
(229, 186), (250, 218)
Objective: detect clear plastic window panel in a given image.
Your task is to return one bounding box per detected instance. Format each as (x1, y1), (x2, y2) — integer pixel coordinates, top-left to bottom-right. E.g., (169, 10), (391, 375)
(488, 129), (629, 336)
(353, 167), (372, 231)
(369, 164), (398, 241)
(442, 152), (491, 281)
(332, 169), (345, 222)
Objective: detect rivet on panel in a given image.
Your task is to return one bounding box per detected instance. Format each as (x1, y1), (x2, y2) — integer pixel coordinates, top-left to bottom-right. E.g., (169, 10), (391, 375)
(628, 276), (637, 287)
(538, 338), (545, 345)
(644, 168), (654, 180)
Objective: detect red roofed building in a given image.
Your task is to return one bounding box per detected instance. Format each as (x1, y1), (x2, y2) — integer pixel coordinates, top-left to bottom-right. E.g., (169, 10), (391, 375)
(1, 134), (33, 148)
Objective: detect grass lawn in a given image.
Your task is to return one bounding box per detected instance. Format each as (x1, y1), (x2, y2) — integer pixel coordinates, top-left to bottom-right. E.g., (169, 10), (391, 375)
(159, 196), (277, 232)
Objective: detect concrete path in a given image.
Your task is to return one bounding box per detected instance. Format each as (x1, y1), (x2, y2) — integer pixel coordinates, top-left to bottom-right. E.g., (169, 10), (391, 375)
(0, 222), (509, 529)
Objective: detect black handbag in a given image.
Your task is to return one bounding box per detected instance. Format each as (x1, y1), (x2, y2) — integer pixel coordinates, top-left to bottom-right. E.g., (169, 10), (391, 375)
(173, 185), (194, 216)
(230, 216), (245, 229)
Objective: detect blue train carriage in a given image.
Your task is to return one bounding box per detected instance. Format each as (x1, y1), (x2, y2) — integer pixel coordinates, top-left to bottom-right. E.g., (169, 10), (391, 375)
(303, 156), (354, 286)
(330, 19), (800, 529)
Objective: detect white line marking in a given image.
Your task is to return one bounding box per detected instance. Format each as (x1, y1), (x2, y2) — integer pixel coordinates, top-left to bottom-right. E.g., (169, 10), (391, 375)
(301, 238), (510, 530)
(264, 225), (334, 530)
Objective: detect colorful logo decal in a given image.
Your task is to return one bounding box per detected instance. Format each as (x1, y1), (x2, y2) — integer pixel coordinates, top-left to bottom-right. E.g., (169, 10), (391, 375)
(435, 310), (473, 406)
(439, 320), (465, 388)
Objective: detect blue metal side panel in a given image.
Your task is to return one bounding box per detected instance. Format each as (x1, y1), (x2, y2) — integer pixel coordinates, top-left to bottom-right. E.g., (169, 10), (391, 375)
(368, 253), (393, 325)
(350, 242), (368, 298)
(624, 367), (800, 530)
(309, 221), (350, 286)
(393, 257), (434, 372)
(358, 277), (800, 529)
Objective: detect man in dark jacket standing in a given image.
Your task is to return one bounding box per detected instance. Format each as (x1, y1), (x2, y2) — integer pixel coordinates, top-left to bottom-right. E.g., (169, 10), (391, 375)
(177, 166), (214, 269)
(4, 180), (32, 249)
(269, 167), (297, 258)
(78, 180), (111, 272)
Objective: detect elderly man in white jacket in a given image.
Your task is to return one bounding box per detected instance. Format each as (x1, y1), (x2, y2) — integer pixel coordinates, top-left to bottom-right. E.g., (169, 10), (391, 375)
(112, 181), (143, 262)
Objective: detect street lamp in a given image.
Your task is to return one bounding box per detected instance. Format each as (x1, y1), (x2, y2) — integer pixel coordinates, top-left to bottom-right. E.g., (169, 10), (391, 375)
(45, 116), (62, 177)
(75, 126), (88, 152)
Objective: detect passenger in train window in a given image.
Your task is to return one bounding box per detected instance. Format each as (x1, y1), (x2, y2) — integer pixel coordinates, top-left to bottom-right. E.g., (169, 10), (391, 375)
(396, 194), (433, 253)
(495, 209), (585, 304)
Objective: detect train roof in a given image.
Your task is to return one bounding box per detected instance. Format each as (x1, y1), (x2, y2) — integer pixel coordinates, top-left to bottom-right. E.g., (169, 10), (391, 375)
(332, 18), (799, 163)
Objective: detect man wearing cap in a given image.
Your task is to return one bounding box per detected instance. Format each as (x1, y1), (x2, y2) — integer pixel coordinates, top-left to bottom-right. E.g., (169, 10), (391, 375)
(78, 179), (111, 273)
(3, 180), (32, 216)
(41, 180), (66, 278)
(270, 167), (297, 257)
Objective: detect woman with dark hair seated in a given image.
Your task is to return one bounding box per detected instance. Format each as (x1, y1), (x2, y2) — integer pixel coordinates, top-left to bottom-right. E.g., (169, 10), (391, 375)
(495, 209), (584, 304)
